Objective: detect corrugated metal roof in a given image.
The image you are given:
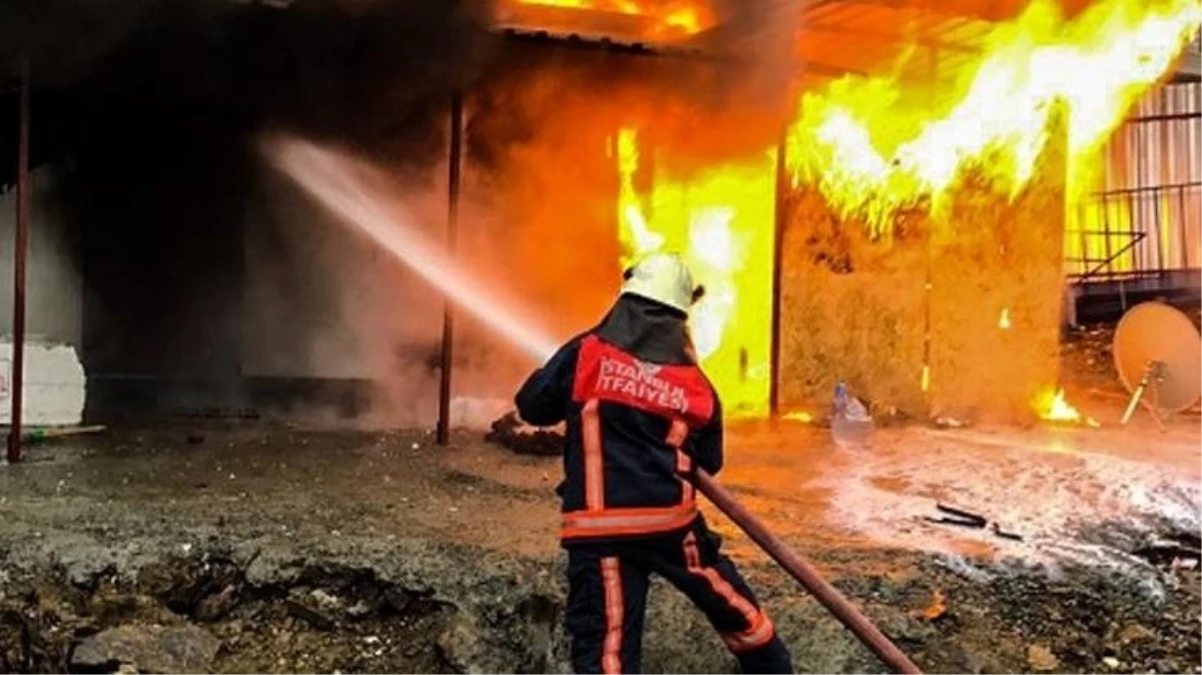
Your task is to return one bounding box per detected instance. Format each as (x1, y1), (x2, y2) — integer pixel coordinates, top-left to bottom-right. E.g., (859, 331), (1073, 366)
(513, 0), (990, 82)
(1176, 35), (1201, 81)
(748, 0), (991, 80)
(260, 0), (1197, 83)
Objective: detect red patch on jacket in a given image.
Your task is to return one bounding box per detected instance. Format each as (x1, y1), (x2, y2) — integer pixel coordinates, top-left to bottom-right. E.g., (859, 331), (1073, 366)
(572, 335), (714, 427)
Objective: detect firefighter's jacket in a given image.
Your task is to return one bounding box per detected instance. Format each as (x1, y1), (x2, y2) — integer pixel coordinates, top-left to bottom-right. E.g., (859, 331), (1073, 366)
(515, 295), (723, 544)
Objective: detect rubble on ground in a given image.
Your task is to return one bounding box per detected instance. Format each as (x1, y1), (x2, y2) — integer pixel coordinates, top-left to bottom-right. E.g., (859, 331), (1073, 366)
(1059, 311), (1200, 401)
(0, 541), (1197, 674)
(485, 412), (563, 456)
(70, 624), (221, 673)
(0, 427), (1197, 674)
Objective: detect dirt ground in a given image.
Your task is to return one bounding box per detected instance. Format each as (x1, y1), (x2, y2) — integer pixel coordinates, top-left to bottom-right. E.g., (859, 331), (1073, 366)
(0, 323), (1199, 674)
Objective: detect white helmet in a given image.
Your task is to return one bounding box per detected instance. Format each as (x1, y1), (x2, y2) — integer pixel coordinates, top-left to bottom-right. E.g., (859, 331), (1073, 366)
(620, 252), (704, 314)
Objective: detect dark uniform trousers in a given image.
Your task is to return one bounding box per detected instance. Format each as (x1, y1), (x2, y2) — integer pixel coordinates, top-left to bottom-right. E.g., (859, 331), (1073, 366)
(566, 520), (794, 674)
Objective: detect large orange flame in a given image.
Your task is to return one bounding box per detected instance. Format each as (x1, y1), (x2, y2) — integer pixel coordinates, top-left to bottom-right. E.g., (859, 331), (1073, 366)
(787, 0), (1201, 235)
(597, 0), (1199, 418)
(613, 128), (776, 416)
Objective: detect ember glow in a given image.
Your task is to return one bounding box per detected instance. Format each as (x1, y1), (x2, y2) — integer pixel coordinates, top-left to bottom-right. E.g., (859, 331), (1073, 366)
(509, 0), (715, 38)
(787, 0), (1202, 234)
(613, 127), (776, 415)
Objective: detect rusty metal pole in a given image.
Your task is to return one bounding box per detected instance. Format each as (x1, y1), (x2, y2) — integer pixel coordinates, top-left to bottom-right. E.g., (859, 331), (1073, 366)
(436, 90), (464, 446)
(919, 40), (939, 407)
(694, 470), (923, 674)
(769, 134), (787, 420)
(7, 60), (31, 464)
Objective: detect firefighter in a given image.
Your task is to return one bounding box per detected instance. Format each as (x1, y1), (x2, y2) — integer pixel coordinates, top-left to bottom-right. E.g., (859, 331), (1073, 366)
(515, 252), (794, 674)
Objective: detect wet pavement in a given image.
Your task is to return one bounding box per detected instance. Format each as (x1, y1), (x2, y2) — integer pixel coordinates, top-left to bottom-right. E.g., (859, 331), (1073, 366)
(0, 406), (1197, 673)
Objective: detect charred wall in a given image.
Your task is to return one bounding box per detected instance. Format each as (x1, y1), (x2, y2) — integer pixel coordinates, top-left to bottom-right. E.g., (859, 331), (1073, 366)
(0, 83), (83, 347)
(0, 166), (82, 347)
(2, 0), (499, 422)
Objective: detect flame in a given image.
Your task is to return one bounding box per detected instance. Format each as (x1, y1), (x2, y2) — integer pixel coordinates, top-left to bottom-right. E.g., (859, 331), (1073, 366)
(596, 0), (1198, 418)
(787, 0), (1202, 234)
(1040, 387), (1081, 421)
(510, 0), (715, 37)
(1037, 387), (1101, 426)
(614, 127), (776, 415)
(783, 410), (814, 423)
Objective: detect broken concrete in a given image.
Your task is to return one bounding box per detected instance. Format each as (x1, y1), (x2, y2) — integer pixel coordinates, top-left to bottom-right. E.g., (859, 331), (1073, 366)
(70, 624), (220, 674)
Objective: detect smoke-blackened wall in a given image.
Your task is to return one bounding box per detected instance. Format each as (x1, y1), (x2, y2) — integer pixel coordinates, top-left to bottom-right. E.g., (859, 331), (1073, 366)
(2, 0), (803, 425)
(22, 0), (499, 420)
(0, 167), (82, 346)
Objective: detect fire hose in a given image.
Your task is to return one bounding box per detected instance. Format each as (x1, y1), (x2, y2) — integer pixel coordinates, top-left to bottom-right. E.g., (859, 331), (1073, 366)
(693, 469), (923, 675)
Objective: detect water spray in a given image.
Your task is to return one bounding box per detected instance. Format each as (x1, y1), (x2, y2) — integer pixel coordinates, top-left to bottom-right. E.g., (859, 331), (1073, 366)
(267, 138), (559, 363)
(268, 136), (920, 674)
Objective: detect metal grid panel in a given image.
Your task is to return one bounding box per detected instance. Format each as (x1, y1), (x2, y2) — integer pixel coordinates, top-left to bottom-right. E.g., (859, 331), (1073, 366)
(1068, 81), (1201, 279)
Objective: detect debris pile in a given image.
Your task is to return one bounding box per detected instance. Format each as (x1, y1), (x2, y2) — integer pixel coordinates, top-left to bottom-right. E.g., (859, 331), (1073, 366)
(0, 556), (456, 674)
(0, 428), (1197, 673)
(1132, 531), (1202, 571)
(71, 624), (221, 674)
(1060, 323), (1121, 394)
(922, 503), (1024, 542)
(485, 412), (564, 457)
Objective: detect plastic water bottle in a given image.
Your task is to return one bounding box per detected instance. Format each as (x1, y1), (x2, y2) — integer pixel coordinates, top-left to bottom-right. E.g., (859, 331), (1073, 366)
(832, 382), (850, 417)
(831, 381), (874, 449)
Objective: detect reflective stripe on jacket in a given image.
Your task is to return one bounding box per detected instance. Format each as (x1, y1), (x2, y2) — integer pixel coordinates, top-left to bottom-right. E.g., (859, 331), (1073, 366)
(516, 330), (724, 544)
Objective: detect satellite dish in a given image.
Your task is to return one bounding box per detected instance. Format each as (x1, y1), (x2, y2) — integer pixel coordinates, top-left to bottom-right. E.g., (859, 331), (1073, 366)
(1113, 302), (1202, 425)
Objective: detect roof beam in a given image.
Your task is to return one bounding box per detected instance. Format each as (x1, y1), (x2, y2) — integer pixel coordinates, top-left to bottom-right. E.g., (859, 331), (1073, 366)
(687, 0), (811, 51)
(824, 0), (1096, 23)
(495, 26), (857, 78)
(800, 19), (978, 53)
(496, 27), (711, 60)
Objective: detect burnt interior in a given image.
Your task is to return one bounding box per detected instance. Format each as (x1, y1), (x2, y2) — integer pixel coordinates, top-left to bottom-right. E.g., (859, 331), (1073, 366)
(0, 1), (695, 423)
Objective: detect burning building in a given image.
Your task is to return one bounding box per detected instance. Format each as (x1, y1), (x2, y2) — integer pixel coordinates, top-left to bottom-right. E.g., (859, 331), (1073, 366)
(0, 0), (1197, 433)
(774, 0), (1202, 420)
(477, 0), (1201, 422)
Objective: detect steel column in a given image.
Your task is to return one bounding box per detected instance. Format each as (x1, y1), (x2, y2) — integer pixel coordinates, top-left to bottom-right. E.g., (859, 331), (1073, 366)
(769, 135), (787, 420)
(7, 60), (30, 464)
(436, 90), (464, 446)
